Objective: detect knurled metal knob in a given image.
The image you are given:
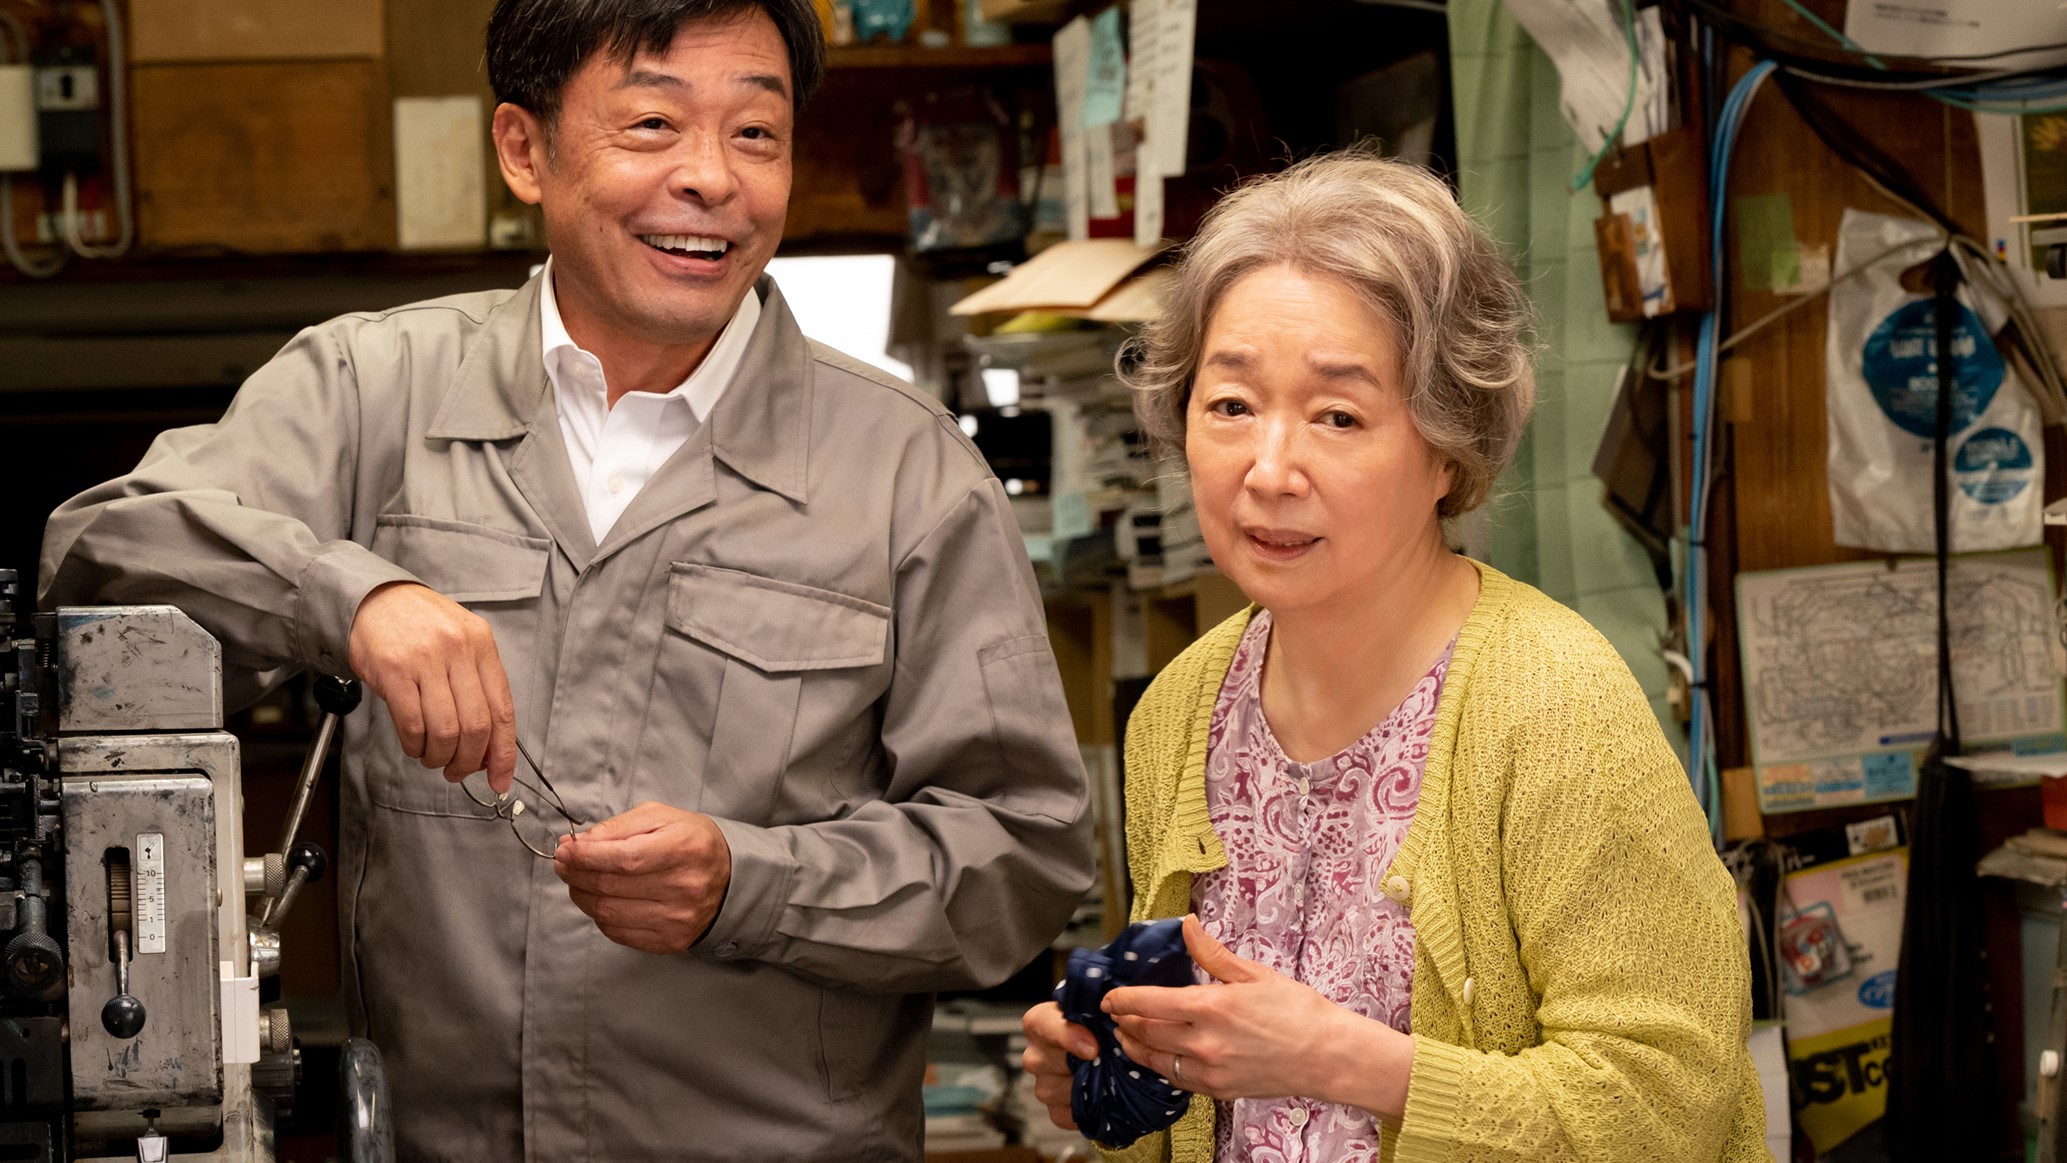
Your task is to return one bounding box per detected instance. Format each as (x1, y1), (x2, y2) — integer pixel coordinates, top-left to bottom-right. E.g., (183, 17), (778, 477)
(3, 927), (62, 997)
(243, 853), (286, 898)
(260, 1005), (292, 1056)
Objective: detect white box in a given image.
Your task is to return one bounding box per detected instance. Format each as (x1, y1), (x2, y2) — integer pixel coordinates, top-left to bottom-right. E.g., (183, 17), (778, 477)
(393, 95), (485, 250)
(0, 65), (36, 173)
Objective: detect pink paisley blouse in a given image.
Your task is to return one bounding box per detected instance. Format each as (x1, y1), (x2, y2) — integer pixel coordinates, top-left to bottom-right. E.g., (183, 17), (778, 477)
(1190, 610), (1453, 1163)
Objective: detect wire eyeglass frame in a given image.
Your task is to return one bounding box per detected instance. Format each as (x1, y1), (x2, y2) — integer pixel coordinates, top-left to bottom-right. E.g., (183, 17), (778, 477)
(459, 737), (586, 859)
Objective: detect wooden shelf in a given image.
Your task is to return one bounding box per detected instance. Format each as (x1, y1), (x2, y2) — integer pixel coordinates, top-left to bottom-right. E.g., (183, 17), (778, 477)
(826, 43), (1051, 69)
(978, 0), (1080, 24)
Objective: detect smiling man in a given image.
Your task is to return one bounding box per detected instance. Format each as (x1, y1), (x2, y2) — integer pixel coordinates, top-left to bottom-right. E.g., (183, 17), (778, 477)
(39, 2), (1094, 1159)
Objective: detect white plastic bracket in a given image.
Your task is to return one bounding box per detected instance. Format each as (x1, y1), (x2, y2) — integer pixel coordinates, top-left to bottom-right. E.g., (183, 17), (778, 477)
(220, 960), (260, 1065)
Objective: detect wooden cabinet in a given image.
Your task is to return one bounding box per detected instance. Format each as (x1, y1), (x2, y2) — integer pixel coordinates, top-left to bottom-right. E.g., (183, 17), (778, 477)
(132, 62), (396, 253)
(130, 0), (385, 63)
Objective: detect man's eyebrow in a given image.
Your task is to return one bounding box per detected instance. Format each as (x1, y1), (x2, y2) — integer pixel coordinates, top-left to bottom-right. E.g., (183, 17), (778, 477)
(612, 70), (790, 100)
(616, 69), (683, 91)
(739, 72), (789, 99)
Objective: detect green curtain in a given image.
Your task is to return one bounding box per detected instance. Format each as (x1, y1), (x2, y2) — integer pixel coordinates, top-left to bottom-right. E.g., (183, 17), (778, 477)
(1448, 0), (1684, 752)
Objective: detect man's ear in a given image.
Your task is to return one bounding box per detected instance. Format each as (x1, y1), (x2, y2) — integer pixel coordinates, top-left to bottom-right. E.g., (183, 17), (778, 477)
(492, 103), (549, 206)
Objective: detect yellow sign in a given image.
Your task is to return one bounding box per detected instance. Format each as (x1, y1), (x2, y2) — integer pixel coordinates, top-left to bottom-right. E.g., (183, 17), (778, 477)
(1787, 1021), (1892, 1152)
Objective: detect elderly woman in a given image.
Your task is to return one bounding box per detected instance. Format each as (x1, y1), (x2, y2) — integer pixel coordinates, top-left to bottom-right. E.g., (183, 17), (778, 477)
(1021, 152), (1766, 1162)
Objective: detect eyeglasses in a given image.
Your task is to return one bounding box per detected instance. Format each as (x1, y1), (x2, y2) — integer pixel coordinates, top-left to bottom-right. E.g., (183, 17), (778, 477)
(460, 737), (587, 859)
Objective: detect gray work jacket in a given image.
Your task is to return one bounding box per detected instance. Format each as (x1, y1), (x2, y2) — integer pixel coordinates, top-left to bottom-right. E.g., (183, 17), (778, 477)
(40, 275), (1095, 1162)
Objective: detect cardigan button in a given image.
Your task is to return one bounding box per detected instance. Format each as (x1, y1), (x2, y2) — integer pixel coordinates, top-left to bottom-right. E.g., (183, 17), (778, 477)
(1462, 976), (1476, 1006)
(1383, 874), (1411, 903)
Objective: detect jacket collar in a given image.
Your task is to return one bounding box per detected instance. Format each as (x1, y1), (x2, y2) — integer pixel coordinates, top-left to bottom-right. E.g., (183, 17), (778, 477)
(425, 275), (549, 442)
(425, 272), (812, 507)
(709, 276), (812, 505)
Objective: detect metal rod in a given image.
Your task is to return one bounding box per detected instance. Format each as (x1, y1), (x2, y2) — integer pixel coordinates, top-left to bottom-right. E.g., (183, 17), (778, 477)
(275, 711), (339, 860)
(261, 865), (310, 930)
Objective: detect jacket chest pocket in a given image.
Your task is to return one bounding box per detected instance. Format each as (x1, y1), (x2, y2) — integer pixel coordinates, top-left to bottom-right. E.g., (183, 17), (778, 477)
(651, 564), (890, 824)
(365, 514), (551, 815)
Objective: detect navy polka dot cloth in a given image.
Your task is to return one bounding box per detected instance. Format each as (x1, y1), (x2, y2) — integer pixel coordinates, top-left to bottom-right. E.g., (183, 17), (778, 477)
(1053, 917), (1196, 1147)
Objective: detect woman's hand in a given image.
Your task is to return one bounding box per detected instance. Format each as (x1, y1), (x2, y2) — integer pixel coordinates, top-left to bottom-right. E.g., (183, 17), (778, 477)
(1102, 916), (1415, 1119)
(1021, 1001), (1099, 1132)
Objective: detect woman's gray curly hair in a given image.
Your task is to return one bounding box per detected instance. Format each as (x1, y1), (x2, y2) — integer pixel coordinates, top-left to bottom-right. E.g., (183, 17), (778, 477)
(1123, 151), (1536, 518)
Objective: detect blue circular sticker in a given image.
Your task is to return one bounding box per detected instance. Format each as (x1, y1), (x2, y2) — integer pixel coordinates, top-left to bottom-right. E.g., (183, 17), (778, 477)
(1861, 299), (2005, 438)
(1954, 426), (2035, 504)
(1857, 969), (1897, 1010)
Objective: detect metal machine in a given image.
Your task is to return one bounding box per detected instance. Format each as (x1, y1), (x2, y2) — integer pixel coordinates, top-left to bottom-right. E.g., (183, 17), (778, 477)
(0, 570), (391, 1162)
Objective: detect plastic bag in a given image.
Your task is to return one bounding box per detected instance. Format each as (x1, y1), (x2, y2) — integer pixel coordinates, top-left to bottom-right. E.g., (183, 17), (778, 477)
(1825, 209), (2043, 553)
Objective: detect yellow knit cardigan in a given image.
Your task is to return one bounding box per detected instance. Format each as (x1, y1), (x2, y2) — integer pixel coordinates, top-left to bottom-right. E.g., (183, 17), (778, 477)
(1106, 563), (1770, 1163)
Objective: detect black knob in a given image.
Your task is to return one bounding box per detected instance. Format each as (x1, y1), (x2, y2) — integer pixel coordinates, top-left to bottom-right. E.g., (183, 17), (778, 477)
(101, 993), (146, 1039)
(287, 843), (328, 884)
(2, 929), (61, 997)
(314, 675), (362, 716)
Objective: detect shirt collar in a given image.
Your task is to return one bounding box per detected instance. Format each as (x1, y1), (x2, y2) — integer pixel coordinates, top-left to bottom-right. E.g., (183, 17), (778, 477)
(537, 255), (580, 371)
(537, 255), (763, 423)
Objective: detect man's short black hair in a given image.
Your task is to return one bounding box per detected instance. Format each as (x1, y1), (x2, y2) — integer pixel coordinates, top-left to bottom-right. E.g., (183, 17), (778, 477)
(487, 0), (827, 130)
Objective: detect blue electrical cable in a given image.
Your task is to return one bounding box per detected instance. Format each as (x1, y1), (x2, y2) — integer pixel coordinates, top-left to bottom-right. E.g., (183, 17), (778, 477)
(1927, 89), (2067, 115)
(1952, 75), (2067, 99)
(1690, 63), (1774, 832)
(1767, 1), (2067, 114)
(1685, 60), (1777, 842)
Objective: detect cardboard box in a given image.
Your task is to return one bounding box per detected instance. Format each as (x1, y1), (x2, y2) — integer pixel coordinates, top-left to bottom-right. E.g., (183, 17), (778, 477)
(133, 62), (396, 253)
(1591, 126), (1711, 322)
(1722, 766), (1765, 842)
(131, 0), (384, 63)
(949, 238), (1162, 316)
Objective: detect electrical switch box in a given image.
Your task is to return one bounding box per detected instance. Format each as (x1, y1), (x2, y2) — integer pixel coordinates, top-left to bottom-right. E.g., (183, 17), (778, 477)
(0, 65), (34, 173)
(33, 46), (102, 177)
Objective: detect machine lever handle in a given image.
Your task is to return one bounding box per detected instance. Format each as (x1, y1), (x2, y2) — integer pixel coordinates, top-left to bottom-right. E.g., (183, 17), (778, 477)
(275, 676), (359, 861)
(260, 675), (358, 924)
(101, 929), (145, 1039)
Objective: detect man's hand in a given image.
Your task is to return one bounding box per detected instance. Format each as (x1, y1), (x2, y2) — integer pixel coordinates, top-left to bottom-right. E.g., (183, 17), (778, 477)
(347, 581), (517, 792)
(553, 803), (732, 955)
(1021, 1001), (1097, 1132)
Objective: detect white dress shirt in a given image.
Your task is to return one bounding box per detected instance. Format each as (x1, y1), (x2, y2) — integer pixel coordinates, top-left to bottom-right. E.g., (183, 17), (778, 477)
(540, 258), (763, 543)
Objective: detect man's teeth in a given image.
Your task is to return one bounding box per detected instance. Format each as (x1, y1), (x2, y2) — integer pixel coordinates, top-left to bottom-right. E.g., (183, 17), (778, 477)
(641, 234), (729, 255)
